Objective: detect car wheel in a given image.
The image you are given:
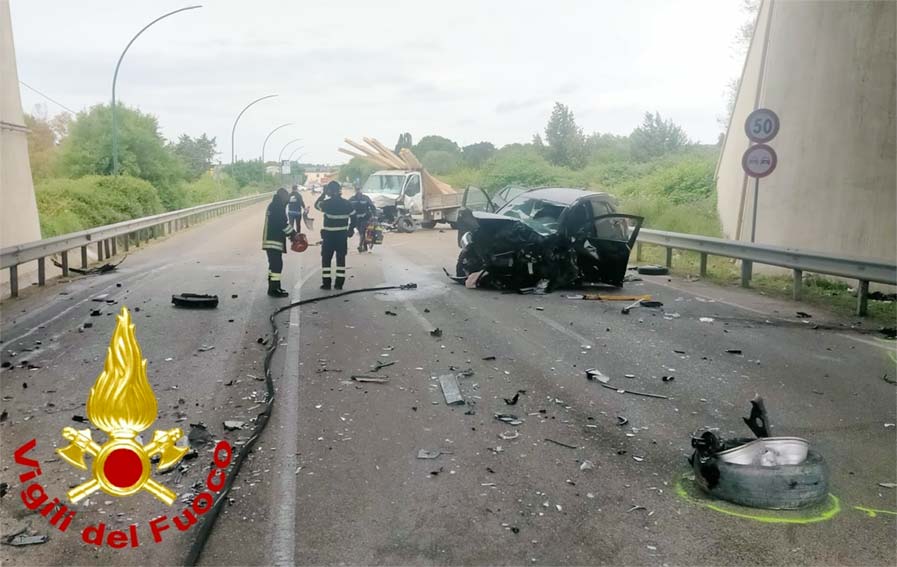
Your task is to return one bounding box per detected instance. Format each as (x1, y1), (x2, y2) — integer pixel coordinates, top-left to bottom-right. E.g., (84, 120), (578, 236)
(637, 265), (669, 276)
(171, 293), (220, 309)
(397, 217), (416, 233)
(421, 221), (437, 229)
(692, 449), (829, 510)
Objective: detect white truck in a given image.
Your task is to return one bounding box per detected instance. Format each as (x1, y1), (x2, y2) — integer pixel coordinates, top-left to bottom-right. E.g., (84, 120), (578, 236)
(362, 169), (462, 232)
(339, 138), (462, 232)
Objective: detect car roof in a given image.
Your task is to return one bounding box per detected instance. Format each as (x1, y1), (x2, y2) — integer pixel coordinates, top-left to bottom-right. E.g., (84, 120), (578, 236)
(509, 187), (613, 206)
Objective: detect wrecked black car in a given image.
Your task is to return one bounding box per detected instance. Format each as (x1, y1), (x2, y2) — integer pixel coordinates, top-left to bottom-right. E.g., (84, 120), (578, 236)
(451, 187), (643, 291)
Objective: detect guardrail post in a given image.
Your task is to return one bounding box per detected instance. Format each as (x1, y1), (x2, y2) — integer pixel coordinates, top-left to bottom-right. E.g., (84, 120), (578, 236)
(37, 257), (46, 286)
(9, 266), (18, 297)
(856, 280), (869, 316)
(741, 260), (752, 287)
(699, 253), (708, 277)
(61, 251), (69, 277)
(111, 238), (118, 256)
(104, 239), (111, 259)
(792, 269), (802, 300)
(168, 221), (173, 233)
(636, 242), (643, 262)
(124, 235), (129, 252)
(97, 241), (104, 261)
(81, 246), (88, 268)
(665, 247), (673, 268)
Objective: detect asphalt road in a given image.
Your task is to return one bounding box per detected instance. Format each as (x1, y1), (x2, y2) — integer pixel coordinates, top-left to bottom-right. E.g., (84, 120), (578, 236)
(1, 199), (895, 566)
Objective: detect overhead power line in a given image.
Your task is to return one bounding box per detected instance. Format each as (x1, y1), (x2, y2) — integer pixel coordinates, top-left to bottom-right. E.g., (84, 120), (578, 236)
(18, 80), (77, 115)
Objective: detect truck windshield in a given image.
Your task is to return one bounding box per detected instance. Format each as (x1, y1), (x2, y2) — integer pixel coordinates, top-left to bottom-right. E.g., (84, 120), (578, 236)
(362, 174), (405, 195)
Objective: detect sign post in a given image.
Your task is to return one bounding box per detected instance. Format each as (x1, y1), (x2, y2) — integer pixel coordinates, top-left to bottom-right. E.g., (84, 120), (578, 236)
(742, 108), (780, 243)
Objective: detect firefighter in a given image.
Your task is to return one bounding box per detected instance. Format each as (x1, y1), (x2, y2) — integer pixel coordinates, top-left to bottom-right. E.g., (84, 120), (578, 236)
(262, 187), (297, 297)
(314, 181), (355, 290)
(287, 184), (306, 233)
(348, 184), (377, 252)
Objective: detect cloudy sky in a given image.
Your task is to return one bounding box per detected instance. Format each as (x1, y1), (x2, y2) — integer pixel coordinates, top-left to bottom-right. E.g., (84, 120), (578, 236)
(11, 0), (748, 164)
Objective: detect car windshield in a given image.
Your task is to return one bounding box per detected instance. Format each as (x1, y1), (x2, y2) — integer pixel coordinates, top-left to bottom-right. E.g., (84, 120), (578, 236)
(499, 197), (567, 236)
(362, 174), (405, 195)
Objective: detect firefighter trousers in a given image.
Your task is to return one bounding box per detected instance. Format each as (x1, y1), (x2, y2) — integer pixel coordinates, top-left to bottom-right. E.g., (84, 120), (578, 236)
(266, 250), (284, 285)
(321, 230), (348, 287)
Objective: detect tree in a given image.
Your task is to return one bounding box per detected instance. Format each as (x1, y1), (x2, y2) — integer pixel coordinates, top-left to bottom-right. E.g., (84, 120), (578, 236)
(461, 142), (496, 168)
(420, 150), (459, 175)
(394, 132), (413, 154)
(542, 102), (586, 169)
(412, 135), (460, 157)
(220, 160), (271, 188)
(629, 112), (690, 162)
(339, 157), (377, 186)
(25, 113), (59, 180)
(172, 133), (217, 181)
(57, 103), (187, 208)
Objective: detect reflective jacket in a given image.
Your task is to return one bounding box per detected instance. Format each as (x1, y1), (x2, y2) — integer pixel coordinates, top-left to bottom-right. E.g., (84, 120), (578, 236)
(262, 197), (295, 252)
(314, 194), (355, 233)
(348, 193), (376, 221)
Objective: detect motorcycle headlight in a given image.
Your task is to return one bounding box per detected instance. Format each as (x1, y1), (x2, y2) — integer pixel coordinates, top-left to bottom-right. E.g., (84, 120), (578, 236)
(460, 232), (473, 248)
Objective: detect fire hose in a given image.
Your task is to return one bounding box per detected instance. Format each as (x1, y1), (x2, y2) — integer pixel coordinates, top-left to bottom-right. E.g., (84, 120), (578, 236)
(184, 282), (418, 565)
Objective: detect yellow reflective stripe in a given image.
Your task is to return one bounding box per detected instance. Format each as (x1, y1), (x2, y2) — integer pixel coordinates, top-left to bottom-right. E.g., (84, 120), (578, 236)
(270, 273), (281, 281)
(321, 226), (349, 231)
(263, 240), (283, 247)
(325, 214), (351, 220)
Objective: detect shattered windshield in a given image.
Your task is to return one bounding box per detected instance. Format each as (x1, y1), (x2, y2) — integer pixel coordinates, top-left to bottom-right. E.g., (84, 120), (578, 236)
(362, 174), (405, 195)
(499, 198), (566, 236)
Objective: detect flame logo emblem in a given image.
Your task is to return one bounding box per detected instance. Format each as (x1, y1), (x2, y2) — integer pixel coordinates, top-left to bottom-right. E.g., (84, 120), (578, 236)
(57, 307), (187, 505)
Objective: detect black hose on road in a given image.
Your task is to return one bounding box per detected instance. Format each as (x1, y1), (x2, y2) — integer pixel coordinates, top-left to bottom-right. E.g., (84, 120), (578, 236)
(184, 283), (417, 565)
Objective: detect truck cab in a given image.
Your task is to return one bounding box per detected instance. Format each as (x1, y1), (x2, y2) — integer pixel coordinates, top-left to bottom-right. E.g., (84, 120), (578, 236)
(362, 170), (423, 216)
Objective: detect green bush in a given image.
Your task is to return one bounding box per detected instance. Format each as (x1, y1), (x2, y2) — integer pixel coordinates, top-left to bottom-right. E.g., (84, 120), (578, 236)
(35, 175), (164, 237)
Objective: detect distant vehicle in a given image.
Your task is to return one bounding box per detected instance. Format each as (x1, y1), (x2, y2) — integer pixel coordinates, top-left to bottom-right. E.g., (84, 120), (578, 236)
(453, 187), (643, 290)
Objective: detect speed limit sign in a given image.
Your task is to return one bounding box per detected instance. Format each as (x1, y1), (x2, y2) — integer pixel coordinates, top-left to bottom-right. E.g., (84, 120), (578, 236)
(745, 108), (779, 143)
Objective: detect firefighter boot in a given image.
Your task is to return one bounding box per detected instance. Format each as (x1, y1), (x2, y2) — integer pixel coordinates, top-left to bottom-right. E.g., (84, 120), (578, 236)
(268, 279), (289, 298)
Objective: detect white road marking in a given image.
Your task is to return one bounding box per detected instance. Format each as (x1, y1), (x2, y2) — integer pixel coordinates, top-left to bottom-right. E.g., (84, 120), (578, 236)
(271, 262), (318, 566)
(838, 333), (897, 352)
(0, 264), (171, 347)
(527, 309), (593, 346)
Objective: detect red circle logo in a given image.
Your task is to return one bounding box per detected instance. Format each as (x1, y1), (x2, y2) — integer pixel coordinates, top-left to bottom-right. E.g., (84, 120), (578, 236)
(103, 448), (144, 488)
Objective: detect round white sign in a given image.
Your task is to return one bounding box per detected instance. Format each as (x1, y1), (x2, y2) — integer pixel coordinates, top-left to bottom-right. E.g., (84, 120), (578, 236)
(744, 108), (780, 143)
(742, 144), (777, 178)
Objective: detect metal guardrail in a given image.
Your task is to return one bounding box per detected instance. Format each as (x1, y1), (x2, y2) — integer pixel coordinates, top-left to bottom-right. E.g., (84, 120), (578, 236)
(636, 229), (897, 316)
(1, 192), (272, 298)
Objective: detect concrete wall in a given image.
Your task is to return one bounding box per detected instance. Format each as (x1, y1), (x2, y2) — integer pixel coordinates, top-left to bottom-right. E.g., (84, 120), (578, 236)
(716, 0), (896, 263)
(0, 0), (42, 251)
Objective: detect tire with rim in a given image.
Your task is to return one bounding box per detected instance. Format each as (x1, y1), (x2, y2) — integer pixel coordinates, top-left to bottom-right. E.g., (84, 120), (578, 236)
(397, 216), (416, 233)
(692, 449), (829, 509)
(637, 265), (669, 276)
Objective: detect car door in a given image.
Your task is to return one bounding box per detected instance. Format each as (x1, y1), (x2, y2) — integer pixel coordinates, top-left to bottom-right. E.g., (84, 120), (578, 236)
(586, 213), (644, 286)
(402, 173), (423, 215)
(461, 186), (495, 212)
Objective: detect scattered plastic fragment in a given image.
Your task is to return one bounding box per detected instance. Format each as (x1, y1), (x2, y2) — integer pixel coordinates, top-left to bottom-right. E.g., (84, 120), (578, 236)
(879, 483), (897, 489)
(725, 349), (743, 355)
(385, 310), (398, 316)
(662, 375), (675, 382)
(616, 416), (628, 426)
(417, 449), (443, 459)
(585, 368), (609, 383)
(2, 534), (49, 546)
(197, 345), (215, 352)
(498, 431), (519, 440)
(351, 375), (389, 384)
(495, 414), (524, 426)
(503, 391), (523, 405)
(699, 317), (715, 323)
(71, 415), (87, 423)
(429, 328), (443, 337)
(580, 460), (595, 471)
(439, 374), (465, 405)
(188, 423), (213, 447)
(223, 420), (245, 431)
(545, 438), (578, 449)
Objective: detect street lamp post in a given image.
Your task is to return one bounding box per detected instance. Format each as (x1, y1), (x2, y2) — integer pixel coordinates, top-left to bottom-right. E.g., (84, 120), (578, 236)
(277, 139), (303, 185)
(287, 149), (306, 184)
(261, 122), (293, 163)
(230, 94), (278, 164)
(112, 5), (202, 175)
